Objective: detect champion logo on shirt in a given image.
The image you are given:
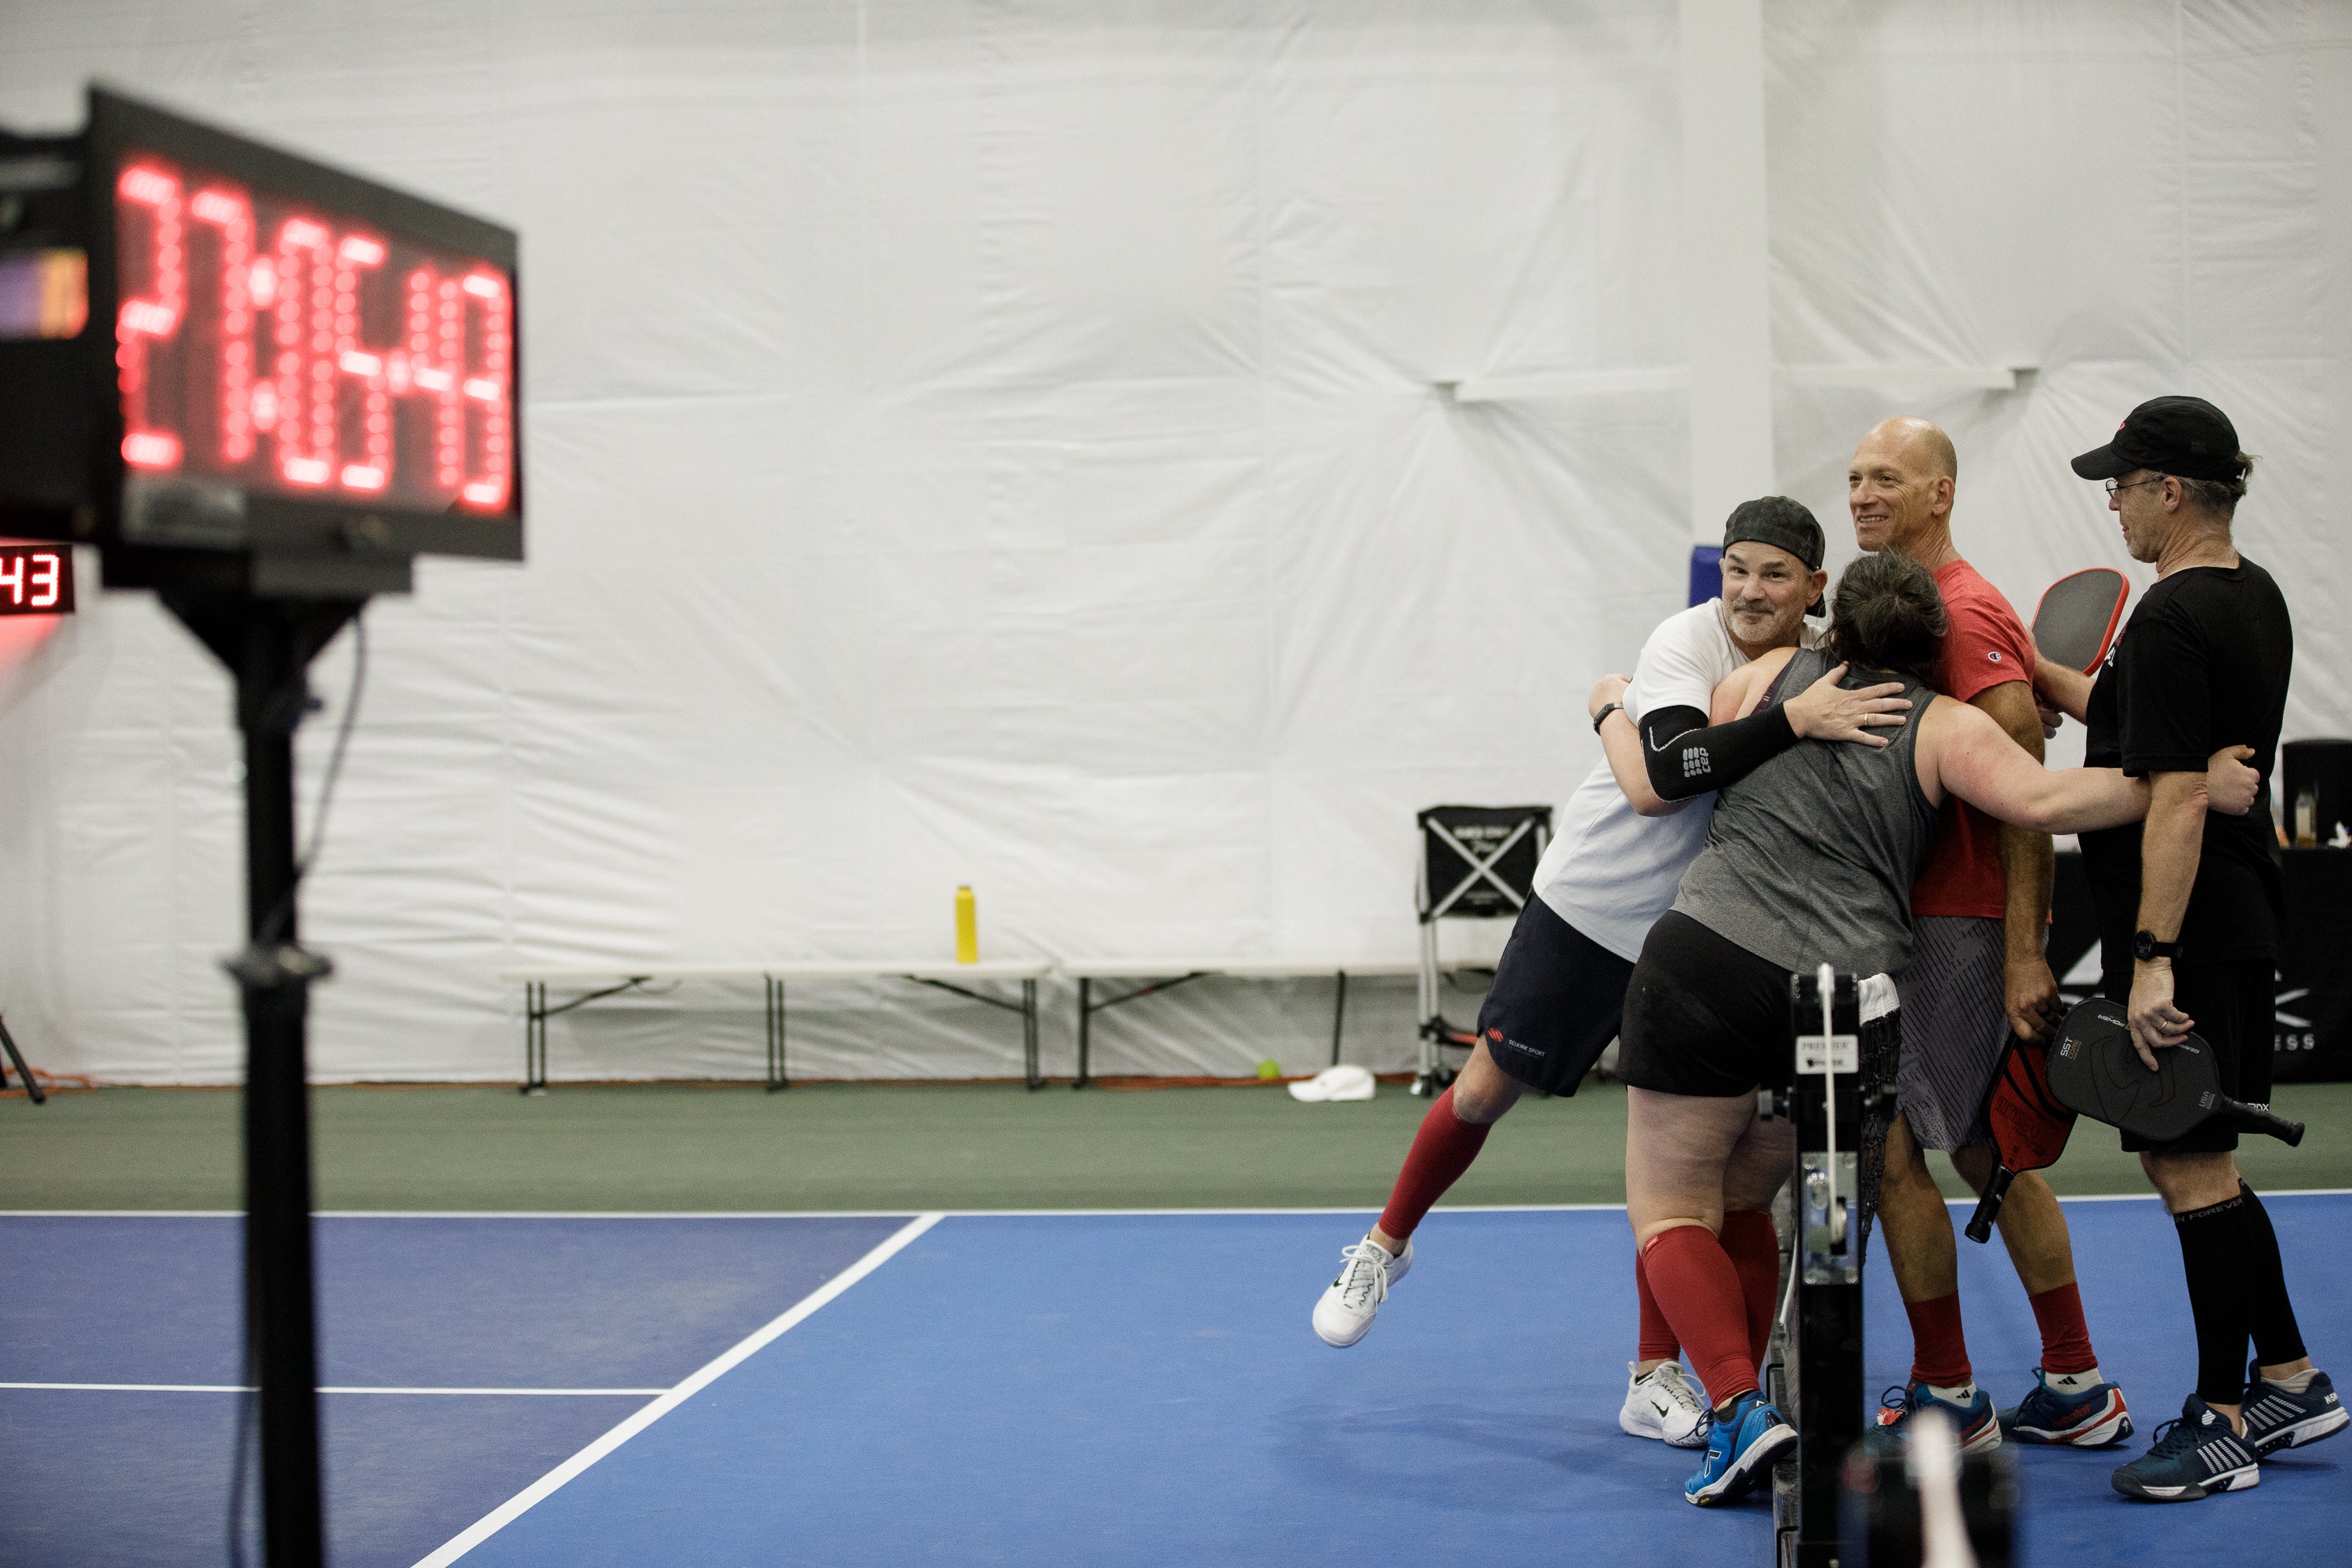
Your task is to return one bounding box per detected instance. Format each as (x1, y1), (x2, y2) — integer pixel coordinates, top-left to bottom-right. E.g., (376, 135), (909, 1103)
(1987, 651), (2004, 663)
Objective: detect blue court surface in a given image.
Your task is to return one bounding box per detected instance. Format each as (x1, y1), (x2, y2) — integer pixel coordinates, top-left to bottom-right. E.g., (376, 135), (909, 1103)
(5, 1196), (2347, 1566)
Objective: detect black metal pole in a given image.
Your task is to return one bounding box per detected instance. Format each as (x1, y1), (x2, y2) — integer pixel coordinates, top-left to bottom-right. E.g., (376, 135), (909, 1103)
(234, 609), (328, 1568)
(162, 590), (360, 1568)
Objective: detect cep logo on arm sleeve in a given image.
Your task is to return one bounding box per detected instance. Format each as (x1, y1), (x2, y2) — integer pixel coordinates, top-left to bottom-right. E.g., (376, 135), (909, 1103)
(1682, 746), (1711, 780)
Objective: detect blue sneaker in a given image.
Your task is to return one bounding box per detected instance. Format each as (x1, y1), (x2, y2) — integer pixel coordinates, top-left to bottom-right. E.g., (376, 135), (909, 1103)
(1999, 1368), (2134, 1448)
(2239, 1363), (2347, 1457)
(2111, 1396), (2259, 1501)
(1683, 1392), (1797, 1506)
(1867, 1381), (2002, 1454)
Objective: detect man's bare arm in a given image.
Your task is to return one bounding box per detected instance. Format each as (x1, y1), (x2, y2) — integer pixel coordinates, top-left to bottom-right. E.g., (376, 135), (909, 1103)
(2034, 655), (2096, 726)
(1973, 681), (2060, 1043)
(1589, 674), (1684, 817)
(2125, 770), (2209, 1066)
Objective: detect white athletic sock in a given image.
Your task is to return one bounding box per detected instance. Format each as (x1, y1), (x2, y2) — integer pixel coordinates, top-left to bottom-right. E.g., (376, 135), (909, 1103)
(2262, 1367), (2319, 1394)
(1925, 1381), (1977, 1406)
(2045, 1366), (2104, 1395)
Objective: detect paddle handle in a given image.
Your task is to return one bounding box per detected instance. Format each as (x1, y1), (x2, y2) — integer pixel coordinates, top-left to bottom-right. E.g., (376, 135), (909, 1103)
(1964, 1167), (2015, 1244)
(2221, 1097), (2305, 1146)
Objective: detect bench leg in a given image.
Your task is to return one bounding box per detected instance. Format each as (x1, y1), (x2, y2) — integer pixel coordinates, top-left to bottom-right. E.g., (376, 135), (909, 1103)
(1330, 971), (1348, 1068)
(1023, 978), (1041, 1091)
(0, 1014), (45, 1105)
(521, 983), (549, 1095)
(766, 978), (789, 1092)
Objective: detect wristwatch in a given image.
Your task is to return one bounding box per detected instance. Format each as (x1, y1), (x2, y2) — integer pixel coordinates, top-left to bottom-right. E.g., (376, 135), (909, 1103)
(1592, 701), (1624, 735)
(2132, 930), (2181, 963)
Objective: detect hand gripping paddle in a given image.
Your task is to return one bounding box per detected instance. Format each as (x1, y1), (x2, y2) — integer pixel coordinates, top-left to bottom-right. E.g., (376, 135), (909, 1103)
(1962, 1033), (2077, 1244)
(2044, 996), (2305, 1147)
(2030, 568), (2129, 673)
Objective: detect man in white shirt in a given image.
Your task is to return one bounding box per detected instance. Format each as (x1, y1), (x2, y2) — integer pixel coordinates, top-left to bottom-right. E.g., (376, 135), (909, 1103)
(1310, 498), (1911, 1449)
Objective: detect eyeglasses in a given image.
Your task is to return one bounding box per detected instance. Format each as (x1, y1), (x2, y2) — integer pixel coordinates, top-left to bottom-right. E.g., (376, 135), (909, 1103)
(2104, 477), (2166, 498)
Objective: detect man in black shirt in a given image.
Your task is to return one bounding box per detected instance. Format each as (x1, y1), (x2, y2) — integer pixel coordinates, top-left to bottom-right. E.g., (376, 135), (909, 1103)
(2036, 395), (2342, 1501)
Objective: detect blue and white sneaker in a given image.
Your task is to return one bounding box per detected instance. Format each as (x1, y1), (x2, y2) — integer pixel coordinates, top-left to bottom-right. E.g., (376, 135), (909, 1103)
(1683, 1392), (1797, 1506)
(1999, 1368), (2134, 1448)
(1867, 1381), (2002, 1454)
(2239, 1363), (2347, 1457)
(2111, 1396), (2260, 1501)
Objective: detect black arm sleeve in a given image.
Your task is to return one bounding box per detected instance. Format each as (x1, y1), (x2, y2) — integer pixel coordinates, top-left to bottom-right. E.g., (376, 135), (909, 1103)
(1639, 702), (1801, 801)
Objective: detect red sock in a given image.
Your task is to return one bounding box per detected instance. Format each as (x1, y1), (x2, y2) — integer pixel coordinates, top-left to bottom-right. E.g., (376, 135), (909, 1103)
(1904, 1291), (1972, 1388)
(2027, 1282), (2097, 1375)
(1635, 1250), (1681, 1362)
(1719, 1210), (1780, 1370)
(1641, 1225), (1758, 1410)
(1375, 1087), (1492, 1242)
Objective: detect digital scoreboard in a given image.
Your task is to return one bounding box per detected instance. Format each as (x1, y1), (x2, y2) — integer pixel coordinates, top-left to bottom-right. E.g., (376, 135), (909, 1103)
(0, 86), (521, 585)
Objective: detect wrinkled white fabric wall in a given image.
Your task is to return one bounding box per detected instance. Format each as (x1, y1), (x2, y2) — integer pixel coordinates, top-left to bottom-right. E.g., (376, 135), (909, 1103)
(0, 2), (2342, 1084)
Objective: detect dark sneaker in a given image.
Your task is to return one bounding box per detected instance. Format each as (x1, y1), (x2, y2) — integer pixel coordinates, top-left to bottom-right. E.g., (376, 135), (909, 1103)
(2111, 1396), (2260, 1502)
(1682, 1391), (1797, 1506)
(2240, 1363), (2347, 1457)
(1866, 1381), (2002, 1455)
(2000, 1368), (2134, 1448)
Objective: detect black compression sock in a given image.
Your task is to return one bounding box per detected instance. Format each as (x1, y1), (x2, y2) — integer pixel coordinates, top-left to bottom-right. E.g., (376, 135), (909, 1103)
(2174, 1190), (2254, 1406)
(2232, 1183), (2309, 1373)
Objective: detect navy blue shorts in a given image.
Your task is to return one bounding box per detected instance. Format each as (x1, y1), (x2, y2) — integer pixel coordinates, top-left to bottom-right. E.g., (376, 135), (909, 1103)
(1473, 898), (1637, 1097)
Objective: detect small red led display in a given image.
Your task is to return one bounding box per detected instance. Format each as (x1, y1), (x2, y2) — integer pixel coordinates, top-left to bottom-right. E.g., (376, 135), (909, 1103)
(112, 152), (513, 514)
(0, 544), (74, 615)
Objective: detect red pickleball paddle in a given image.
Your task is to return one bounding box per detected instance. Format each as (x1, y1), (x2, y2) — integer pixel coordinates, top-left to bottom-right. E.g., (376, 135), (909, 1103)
(2030, 568), (2128, 673)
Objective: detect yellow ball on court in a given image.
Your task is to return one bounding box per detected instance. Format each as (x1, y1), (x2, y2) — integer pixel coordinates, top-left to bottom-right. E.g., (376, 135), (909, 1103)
(1256, 1059), (1281, 1080)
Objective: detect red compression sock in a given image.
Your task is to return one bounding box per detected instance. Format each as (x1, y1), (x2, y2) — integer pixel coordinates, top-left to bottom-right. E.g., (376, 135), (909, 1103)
(2027, 1282), (2097, 1376)
(1719, 1210), (1780, 1369)
(1635, 1250), (1681, 1363)
(1641, 1225), (1759, 1410)
(1904, 1291), (1973, 1388)
(1375, 1087), (1492, 1243)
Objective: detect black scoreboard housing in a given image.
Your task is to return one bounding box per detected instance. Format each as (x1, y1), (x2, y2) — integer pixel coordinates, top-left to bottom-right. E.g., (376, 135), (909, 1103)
(0, 85), (521, 591)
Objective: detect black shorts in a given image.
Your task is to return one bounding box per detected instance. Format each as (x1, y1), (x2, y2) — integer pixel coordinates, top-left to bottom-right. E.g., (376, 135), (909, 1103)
(1473, 898), (1637, 1097)
(2102, 957), (2276, 1155)
(1617, 910), (1793, 1098)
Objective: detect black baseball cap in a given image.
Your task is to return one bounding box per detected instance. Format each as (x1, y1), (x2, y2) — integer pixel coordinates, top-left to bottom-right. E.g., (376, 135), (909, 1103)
(1722, 495), (1824, 572)
(2070, 396), (2244, 483)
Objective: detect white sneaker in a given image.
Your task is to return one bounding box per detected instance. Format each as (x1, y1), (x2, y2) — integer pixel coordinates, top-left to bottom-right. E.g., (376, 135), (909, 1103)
(1621, 1359), (1711, 1448)
(1312, 1235), (1414, 1347)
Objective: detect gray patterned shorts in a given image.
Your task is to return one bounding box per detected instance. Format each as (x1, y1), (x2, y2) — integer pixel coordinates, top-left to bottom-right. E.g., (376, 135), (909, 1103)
(1889, 915), (2013, 1152)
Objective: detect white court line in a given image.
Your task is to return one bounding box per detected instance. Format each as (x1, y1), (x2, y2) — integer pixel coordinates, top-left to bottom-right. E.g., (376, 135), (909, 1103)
(1, 1382), (665, 1396)
(408, 1210), (944, 1568)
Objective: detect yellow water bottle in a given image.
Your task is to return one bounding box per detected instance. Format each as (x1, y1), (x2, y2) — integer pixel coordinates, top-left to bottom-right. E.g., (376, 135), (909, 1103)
(954, 885), (978, 964)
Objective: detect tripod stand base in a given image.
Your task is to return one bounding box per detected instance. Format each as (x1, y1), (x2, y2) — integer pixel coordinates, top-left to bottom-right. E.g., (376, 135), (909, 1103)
(0, 1015), (46, 1104)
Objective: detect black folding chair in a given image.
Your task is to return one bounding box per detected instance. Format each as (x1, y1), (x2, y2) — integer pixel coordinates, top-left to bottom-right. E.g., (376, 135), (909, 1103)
(1413, 804), (1549, 1096)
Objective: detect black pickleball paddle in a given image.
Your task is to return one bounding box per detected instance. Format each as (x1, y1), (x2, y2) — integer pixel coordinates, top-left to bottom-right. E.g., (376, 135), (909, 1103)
(2045, 996), (2304, 1146)
(1962, 1034), (2076, 1243)
(2030, 568), (2129, 673)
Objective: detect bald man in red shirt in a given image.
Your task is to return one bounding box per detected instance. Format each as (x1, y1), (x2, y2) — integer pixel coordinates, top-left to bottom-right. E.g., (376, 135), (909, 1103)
(1849, 418), (2132, 1454)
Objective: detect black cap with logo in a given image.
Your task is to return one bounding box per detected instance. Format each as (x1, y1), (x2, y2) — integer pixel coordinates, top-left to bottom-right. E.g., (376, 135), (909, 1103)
(1721, 495), (1824, 572)
(2069, 396), (2245, 484)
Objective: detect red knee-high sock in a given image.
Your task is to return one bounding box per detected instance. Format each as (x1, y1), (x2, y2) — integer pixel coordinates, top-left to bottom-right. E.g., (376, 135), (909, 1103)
(1641, 1225), (1759, 1410)
(1719, 1210), (1780, 1370)
(1635, 1250), (1681, 1362)
(2027, 1282), (2097, 1375)
(1904, 1291), (1973, 1388)
(1375, 1087), (1492, 1242)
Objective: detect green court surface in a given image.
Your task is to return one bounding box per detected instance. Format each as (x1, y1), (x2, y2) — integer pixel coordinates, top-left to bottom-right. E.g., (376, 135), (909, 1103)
(5, 1077), (2349, 1212)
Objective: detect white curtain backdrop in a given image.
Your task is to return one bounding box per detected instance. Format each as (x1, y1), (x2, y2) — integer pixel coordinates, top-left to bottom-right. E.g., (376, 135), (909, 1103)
(0, 1), (2343, 1083)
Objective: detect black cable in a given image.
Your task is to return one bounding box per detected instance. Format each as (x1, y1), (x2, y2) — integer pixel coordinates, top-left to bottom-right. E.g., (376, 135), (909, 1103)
(252, 612), (368, 949)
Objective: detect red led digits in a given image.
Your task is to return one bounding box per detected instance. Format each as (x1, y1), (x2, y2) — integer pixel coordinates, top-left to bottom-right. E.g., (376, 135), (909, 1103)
(459, 270), (511, 509)
(116, 163), (185, 471)
(112, 150), (513, 514)
(189, 187), (256, 463)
